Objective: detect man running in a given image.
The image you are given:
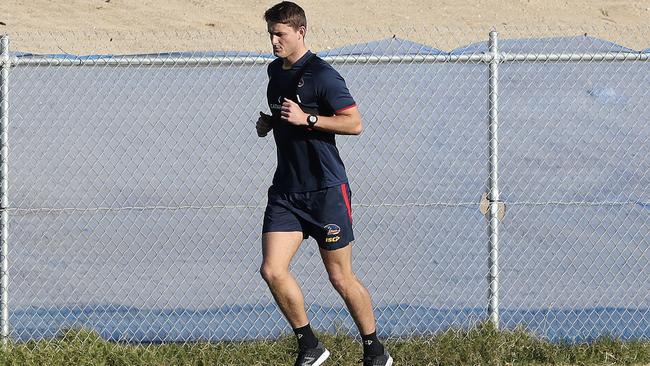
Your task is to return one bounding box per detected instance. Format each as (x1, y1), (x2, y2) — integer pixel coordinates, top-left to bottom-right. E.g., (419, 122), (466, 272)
(256, 2), (393, 366)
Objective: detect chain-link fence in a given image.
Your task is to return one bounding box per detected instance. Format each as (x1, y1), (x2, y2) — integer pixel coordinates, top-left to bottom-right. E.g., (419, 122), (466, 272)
(0, 28), (648, 348)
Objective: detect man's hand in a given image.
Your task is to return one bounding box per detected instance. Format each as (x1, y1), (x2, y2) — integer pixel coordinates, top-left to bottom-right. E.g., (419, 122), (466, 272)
(281, 98), (308, 126)
(256, 111), (273, 137)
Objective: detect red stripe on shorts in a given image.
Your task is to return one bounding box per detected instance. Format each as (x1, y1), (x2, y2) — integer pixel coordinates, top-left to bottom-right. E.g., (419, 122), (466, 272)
(340, 183), (353, 223)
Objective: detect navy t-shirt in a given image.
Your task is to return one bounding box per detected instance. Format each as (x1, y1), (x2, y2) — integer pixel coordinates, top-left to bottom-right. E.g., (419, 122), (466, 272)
(266, 51), (357, 192)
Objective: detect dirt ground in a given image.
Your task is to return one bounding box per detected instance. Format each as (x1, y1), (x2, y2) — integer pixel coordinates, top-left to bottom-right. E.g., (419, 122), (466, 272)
(2, 0), (649, 54)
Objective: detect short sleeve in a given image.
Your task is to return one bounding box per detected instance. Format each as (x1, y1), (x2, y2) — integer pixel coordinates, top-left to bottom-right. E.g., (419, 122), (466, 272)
(315, 66), (356, 113)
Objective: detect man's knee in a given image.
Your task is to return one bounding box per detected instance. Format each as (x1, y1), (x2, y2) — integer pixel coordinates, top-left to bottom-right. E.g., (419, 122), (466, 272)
(260, 264), (289, 285)
(328, 271), (358, 293)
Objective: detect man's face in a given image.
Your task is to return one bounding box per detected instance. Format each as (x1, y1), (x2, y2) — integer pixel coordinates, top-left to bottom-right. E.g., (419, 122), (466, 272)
(267, 22), (304, 59)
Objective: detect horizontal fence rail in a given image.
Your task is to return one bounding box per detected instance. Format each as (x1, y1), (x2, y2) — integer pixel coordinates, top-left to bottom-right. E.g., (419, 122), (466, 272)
(5, 52), (649, 68)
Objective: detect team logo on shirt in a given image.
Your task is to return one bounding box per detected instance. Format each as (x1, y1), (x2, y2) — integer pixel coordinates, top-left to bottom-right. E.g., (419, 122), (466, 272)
(297, 77), (304, 88)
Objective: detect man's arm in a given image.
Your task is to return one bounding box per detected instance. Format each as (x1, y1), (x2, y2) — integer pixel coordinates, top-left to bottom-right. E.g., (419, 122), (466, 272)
(280, 98), (363, 135)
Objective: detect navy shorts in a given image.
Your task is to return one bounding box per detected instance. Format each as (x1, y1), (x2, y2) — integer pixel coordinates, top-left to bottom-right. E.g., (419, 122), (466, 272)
(262, 183), (355, 250)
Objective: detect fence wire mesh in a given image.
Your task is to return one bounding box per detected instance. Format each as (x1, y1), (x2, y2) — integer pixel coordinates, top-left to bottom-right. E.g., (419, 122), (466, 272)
(0, 27), (648, 351)
(495, 32), (650, 340)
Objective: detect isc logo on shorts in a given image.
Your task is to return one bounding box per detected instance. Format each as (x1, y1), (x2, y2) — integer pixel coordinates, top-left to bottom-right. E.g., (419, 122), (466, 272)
(325, 236), (340, 243)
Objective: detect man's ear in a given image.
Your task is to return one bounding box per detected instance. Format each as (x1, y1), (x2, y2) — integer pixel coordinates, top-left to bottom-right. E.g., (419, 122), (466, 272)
(299, 26), (307, 40)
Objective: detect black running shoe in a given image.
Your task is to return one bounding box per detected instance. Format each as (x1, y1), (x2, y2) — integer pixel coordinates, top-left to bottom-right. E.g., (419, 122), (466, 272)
(294, 341), (330, 366)
(362, 349), (393, 366)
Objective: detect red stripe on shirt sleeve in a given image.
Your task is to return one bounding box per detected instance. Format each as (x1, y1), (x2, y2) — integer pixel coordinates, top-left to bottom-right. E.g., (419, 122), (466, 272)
(335, 103), (357, 114)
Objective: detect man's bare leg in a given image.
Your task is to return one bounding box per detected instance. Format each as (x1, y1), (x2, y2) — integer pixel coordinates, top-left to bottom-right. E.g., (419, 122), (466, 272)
(319, 243), (376, 334)
(320, 243), (392, 364)
(260, 231), (308, 328)
(260, 231), (330, 365)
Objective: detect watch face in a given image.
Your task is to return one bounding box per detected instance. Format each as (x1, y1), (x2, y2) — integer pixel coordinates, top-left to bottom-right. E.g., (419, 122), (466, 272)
(308, 115), (317, 124)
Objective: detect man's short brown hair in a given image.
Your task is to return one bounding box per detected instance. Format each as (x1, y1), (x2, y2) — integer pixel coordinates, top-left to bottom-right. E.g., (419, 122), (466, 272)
(264, 1), (307, 31)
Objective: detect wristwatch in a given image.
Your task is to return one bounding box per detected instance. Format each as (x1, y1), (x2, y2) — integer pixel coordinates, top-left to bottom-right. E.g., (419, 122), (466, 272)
(307, 114), (318, 128)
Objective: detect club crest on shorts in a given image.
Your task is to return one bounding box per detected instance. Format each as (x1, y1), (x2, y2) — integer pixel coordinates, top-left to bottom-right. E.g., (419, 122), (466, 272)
(324, 224), (341, 236)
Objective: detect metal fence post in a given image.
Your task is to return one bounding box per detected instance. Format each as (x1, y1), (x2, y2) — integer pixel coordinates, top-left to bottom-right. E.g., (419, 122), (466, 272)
(0, 35), (9, 348)
(487, 30), (500, 329)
